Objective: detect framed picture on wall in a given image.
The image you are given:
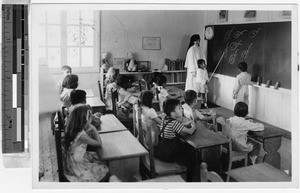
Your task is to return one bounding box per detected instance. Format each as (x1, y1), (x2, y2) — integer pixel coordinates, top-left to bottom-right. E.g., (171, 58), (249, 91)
(142, 37), (161, 50)
(244, 10), (256, 19)
(218, 10), (228, 22)
(282, 10), (291, 18)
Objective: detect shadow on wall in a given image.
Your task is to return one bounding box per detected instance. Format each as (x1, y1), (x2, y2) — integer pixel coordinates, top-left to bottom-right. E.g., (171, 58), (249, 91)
(178, 35), (191, 59)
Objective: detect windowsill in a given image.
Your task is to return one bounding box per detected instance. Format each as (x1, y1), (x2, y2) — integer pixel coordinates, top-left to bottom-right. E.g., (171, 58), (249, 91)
(49, 67), (100, 75)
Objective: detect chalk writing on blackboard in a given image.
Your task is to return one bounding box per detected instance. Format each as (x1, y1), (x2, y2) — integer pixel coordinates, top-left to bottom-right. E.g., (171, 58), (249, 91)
(224, 27), (235, 42)
(241, 43), (253, 60)
(233, 30), (247, 39)
(229, 40), (242, 51)
(229, 49), (239, 64)
(223, 42), (230, 58)
(248, 28), (261, 38)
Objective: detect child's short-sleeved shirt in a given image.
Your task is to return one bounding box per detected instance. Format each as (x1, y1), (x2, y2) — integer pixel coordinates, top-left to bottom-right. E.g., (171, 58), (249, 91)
(227, 116), (264, 152)
(158, 87), (169, 111)
(159, 119), (184, 139)
(182, 103), (205, 122)
(141, 106), (158, 130)
(195, 68), (208, 84)
(60, 88), (74, 108)
(105, 82), (117, 110)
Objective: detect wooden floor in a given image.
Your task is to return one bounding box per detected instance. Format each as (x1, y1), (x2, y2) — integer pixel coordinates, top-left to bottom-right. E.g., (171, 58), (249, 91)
(38, 112), (292, 182)
(39, 113), (58, 182)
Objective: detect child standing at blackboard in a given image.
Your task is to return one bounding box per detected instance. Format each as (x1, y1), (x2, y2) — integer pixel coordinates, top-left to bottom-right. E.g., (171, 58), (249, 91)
(195, 59), (209, 108)
(233, 62), (251, 105)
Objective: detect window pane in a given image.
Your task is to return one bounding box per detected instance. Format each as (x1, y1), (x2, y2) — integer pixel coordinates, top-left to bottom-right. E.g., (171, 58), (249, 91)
(38, 12), (46, 24)
(47, 11), (61, 24)
(48, 48), (61, 68)
(47, 26), (61, 46)
(67, 26), (80, 46)
(39, 25), (46, 46)
(39, 47), (46, 59)
(67, 48), (80, 67)
(81, 47), (93, 67)
(67, 11), (79, 25)
(81, 26), (93, 46)
(39, 48), (46, 65)
(80, 11), (94, 25)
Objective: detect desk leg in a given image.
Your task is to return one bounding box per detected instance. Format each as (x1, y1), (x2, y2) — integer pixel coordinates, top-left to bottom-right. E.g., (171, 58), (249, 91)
(262, 136), (281, 169)
(194, 150), (200, 182)
(196, 146), (222, 182)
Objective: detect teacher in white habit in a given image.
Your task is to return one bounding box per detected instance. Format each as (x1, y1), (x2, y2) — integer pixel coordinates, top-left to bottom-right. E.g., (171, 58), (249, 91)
(184, 34), (206, 91)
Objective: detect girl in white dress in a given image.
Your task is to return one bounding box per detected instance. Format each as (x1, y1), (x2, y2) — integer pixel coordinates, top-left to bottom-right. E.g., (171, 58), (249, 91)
(233, 62), (252, 105)
(140, 90), (162, 146)
(63, 104), (109, 182)
(195, 59), (209, 108)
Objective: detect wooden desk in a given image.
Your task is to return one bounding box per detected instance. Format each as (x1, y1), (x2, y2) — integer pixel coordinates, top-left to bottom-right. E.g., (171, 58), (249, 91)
(98, 114), (127, 134)
(142, 175), (185, 182)
(166, 86), (185, 101)
(181, 122), (230, 181)
(86, 96), (105, 113)
(99, 130), (148, 160)
(226, 163), (291, 182)
(84, 89), (94, 98)
(204, 107), (285, 169)
(99, 130), (148, 182)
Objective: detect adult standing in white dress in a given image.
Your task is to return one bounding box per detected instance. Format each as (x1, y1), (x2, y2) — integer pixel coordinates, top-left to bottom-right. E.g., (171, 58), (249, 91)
(184, 34), (207, 91)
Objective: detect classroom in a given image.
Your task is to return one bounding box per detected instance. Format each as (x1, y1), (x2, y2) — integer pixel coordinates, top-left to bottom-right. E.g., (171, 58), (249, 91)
(30, 3), (297, 188)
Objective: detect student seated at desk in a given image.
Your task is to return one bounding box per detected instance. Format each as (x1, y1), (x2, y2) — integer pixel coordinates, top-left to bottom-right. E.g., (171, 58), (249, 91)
(68, 89), (102, 130)
(104, 67), (119, 112)
(116, 75), (138, 119)
(60, 74), (79, 108)
(154, 74), (182, 111)
(57, 65), (72, 94)
(63, 104), (110, 182)
(155, 99), (196, 182)
(217, 102), (264, 165)
(182, 90), (216, 124)
(140, 90), (162, 146)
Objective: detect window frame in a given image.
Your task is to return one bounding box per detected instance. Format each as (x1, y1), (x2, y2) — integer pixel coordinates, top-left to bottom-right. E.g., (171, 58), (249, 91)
(39, 10), (100, 74)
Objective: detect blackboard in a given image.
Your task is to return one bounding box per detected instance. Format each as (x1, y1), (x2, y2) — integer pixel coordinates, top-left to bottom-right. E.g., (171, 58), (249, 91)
(207, 22), (291, 89)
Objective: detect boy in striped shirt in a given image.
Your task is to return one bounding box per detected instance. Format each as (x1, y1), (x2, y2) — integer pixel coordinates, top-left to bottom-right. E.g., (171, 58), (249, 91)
(155, 98), (196, 182)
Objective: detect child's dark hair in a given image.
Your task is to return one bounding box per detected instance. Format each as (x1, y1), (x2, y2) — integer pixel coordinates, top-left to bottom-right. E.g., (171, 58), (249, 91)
(62, 74), (79, 89)
(61, 65), (72, 72)
(116, 75), (131, 89)
(197, 59), (206, 68)
(184, 90), (197, 105)
(238, 62), (247, 72)
(64, 104), (92, 151)
(70, 89), (87, 105)
(163, 98), (181, 117)
(140, 90), (153, 108)
(234, 102), (248, 117)
(155, 74), (167, 86)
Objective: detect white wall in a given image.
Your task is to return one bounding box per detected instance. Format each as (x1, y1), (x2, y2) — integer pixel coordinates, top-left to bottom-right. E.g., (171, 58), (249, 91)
(101, 10), (205, 70)
(208, 74), (292, 131)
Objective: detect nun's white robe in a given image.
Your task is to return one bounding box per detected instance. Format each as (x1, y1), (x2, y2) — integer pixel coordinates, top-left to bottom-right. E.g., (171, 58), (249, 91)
(184, 45), (206, 91)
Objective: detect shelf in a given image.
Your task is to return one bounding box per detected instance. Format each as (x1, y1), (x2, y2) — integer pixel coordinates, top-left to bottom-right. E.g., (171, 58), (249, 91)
(163, 70), (186, 73)
(167, 82), (185, 85)
(104, 71), (153, 75)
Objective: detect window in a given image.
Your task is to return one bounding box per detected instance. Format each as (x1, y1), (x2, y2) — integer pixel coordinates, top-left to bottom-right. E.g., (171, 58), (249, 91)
(38, 10), (100, 72)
